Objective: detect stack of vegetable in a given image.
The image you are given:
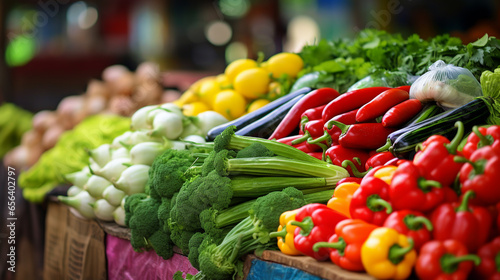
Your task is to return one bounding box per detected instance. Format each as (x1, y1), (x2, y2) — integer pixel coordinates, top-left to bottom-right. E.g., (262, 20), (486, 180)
(57, 102), (229, 223)
(123, 125), (349, 271)
(0, 103), (33, 160)
(174, 52), (304, 120)
(6, 62), (166, 170)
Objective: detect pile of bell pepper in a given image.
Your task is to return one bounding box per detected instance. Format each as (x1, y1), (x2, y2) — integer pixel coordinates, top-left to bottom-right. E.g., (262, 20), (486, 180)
(269, 121), (500, 280)
(271, 86), (420, 177)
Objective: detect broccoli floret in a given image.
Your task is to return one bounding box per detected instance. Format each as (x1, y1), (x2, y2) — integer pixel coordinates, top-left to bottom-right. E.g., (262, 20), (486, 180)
(127, 197), (161, 252)
(124, 193), (148, 227)
(148, 149), (205, 198)
(198, 187), (307, 280)
(168, 217), (198, 254)
(188, 232), (206, 270)
(148, 229), (174, 260)
(235, 142), (274, 158)
(157, 196), (175, 231)
(201, 150), (236, 176)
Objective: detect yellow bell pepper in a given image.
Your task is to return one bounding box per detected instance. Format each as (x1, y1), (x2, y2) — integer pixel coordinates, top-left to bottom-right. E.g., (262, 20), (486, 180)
(269, 209), (302, 256)
(327, 182), (360, 218)
(361, 227), (417, 280)
(372, 165), (397, 185)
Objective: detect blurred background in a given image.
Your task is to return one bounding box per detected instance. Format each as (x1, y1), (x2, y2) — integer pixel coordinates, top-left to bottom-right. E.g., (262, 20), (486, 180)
(1, 0), (499, 113)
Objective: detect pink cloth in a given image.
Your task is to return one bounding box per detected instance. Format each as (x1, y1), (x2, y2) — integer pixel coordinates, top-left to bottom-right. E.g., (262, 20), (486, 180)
(106, 235), (198, 280)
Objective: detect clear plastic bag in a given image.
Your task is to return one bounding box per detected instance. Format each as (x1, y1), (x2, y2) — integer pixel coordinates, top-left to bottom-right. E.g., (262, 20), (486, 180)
(409, 60), (482, 109)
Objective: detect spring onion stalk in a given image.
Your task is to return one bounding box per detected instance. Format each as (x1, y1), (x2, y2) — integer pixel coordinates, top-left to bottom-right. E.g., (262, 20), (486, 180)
(67, 185), (83, 197)
(114, 164), (150, 195)
(64, 166), (91, 188)
(84, 175), (112, 198)
(88, 144), (112, 167)
(130, 141), (170, 165)
(91, 199), (116, 222)
(102, 185), (126, 207)
(58, 190), (96, 219)
(113, 205), (126, 226)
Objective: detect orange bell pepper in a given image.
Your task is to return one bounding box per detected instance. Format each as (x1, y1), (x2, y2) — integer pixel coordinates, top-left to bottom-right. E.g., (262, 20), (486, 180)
(327, 182), (360, 218)
(269, 209), (302, 255)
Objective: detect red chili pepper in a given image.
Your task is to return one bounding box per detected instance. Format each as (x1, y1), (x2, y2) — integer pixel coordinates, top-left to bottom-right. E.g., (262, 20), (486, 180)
(276, 135), (324, 153)
(474, 236), (500, 280)
(269, 88), (340, 140)
(350, 176), (392, 226)
(389, 161), (446, 212)
(416, 240), (481, 280)
(306, 108), (359, 147)
(365, 151), (396, 170)
(327, 120), (395, 150)
(396, 85), (411, 92)
(356, 88), (409, 123)
(413, 121), (465, 187)
(322, 87), (391, 123)
(300, 104), (327, 127)
(383, 210), (433, 252)
(462, 125), (500, 159)
(306, 152), (323, 160)
(291, 203), (348, 261)
(324, 145), (370, 177)
(455, 144), (500, 206)
(312, 219), (378, 272)
(381, 99), (423, 128)
(430, 190), (493, 253)
(297, 119), (325, 142)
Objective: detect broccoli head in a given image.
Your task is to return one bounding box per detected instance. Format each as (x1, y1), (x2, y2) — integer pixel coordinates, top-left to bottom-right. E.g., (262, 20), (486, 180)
(235, 142), (275, 158)
(168, 217), (198, 254)
(148, 149), (200, 198)
(148, 229), (174, 260)
(124, 193), (148, 227)
(187, 232), (206, 270)
(157, 196), (175, 231)
(127, 197), (161, 252)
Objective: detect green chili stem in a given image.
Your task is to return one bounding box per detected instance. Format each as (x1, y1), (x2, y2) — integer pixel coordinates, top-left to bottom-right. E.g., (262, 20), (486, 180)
(472, 125), (493, 147)
(312, 237), (346, 256)
(453, 156), (485, 176)
(291, 131), (311, 145)
(456, 190), (475, 212)
(418, 177), (442, 192)
(269, 226), (287, 239)
(404, 214), (433, 231)
(342, 160), (369, 178)
(446, 121), (465, 154)
(376, 138), (392, 153)
(306, 131), (331, 146)
(389, 238), (414, 264)
(327, 120), (349, 134)
(290, 216), (314, 237)
(441, 253), (482, 274)
(495, 252), (500, 273)
(367, 194), (392, 214)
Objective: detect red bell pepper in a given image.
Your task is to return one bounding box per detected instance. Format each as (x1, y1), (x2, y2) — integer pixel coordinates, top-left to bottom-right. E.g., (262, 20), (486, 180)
(323, 145), (370, 177)
(269, 88), (340, 140)
(416, 239), (481, 280)
(322, 87), (391, 123)
(474, 236), (500, 280)
(383, 210), (433, 252)
(365, 151), (396, 170)
(312, 219), (378, 272)
(430, 190), (492, 253)
(327, 120), (396, 150)
(456, 144), (500, 206)
(291, 203), (348, 261)
(350, 176), (392, 226)
(381, 99), (423, 128)
(389, 161), (446, 212)
(413, 121), (465, 187)
(356, 88), (409, 123)
(462, 125), (500, 159)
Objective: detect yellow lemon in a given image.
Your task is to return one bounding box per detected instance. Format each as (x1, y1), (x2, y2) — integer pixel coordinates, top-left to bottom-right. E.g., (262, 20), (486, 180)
(267, 52), (304, 79)
(213, 89), (246, 120)
(224, 58), (258, 83)
(216, 73), (232, 89)
(182, 102), (210, 116)
(247, 99), (270, 113)
(233, 68), (270, 99)
(198, 80), (221, 108)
